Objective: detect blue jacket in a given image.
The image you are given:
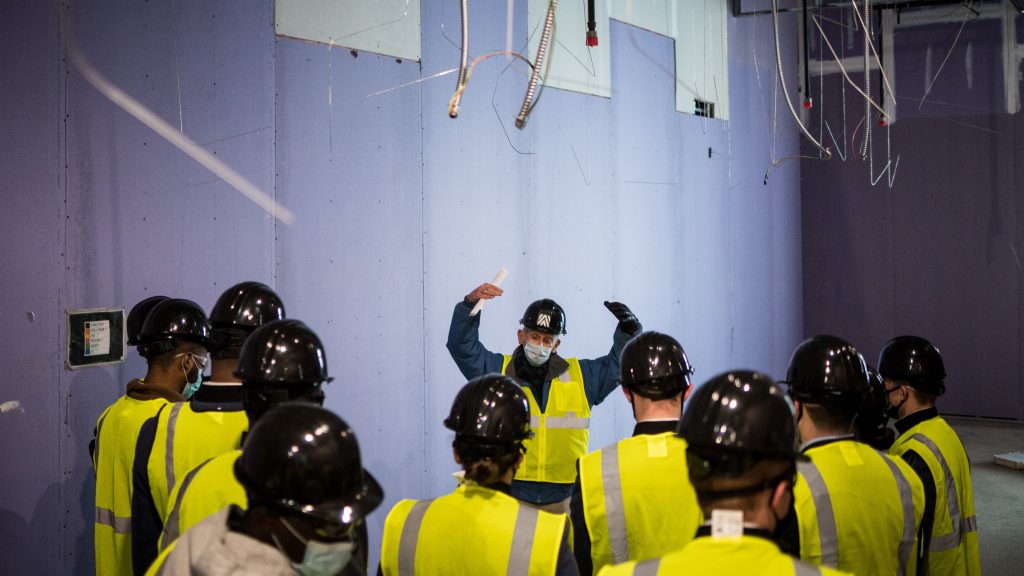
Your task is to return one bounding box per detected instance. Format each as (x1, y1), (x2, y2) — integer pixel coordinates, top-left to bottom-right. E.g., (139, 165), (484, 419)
(446, 300), (636, 504)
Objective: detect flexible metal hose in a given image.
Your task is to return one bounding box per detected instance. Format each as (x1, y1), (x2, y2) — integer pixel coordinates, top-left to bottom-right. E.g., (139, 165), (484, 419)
(860, 0), (871, 159)
(516, 0), (557, 129)
(772, 0), (831, 157)
(450, 0), (470, 118)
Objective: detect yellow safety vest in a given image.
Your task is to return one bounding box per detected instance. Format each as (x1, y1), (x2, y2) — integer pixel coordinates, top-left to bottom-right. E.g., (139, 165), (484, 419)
(94, 395), (171, 576)
(596, 534), (850, 576)
(793, 438), (924, 576)
(381, 483), (566, 576)
(578, 432), (701, 572)
(159, 450), (247, 551)
(502, 355), (590, 483)
(890, 415), (981, 576)
(146, 401), (248, 522)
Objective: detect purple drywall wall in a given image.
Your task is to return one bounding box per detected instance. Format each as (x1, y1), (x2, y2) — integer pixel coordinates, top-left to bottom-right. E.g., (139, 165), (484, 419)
(801, 8), (1022, 419)
(0, 2), (806, 572)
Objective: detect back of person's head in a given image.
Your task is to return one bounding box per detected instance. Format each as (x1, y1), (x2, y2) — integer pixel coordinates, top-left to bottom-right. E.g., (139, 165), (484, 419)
(785, 335), (870, 434)
(677, 370), (799, 513)
(207, 281), (286, 360)
(878, 335), (946, 401)
(234, 403), (382, 562)
(619, 331), (693, 403)
(235, 319), (329, 423)
(135, 298), (210, 365)
(855, 368), (896, 450)
(445, 374), (533, 485)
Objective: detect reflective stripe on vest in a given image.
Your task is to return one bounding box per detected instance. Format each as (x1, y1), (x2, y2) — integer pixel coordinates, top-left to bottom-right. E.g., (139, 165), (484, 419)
(159, 457), (208, 550)
(911, 433), (978, 551)
(797, 460), (840, 568)
(632, 558), (660, 576)
(793, 559), (824, 576)
(529, 415), (591, 430)
(163, 403), (184, 493)
(396, 497), (544, 576)
(96, 507), (132, 534)
(880, 455), (917, 576)
(601, 445), (630, 564)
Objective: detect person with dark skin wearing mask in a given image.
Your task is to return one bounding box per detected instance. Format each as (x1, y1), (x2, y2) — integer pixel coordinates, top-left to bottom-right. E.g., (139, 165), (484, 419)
(145, 403), (383, 576)
(93, 297), (209, 576)
(131, 282), (286, 574)
(599, 370), (849, 576)
(881, 336), (980, 576)
(447, 283), (641, 512)
(380, 375), (578, 576)
(570, 332), (701, 575)
(775, 336), (925, 576)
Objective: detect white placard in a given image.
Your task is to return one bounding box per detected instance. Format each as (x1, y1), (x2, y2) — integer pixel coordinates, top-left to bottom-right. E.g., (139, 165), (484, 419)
(85, 321), (111, 357)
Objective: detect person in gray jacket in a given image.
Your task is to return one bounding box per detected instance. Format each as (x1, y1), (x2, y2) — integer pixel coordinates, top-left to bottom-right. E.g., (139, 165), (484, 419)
(144, 404), (383, 576)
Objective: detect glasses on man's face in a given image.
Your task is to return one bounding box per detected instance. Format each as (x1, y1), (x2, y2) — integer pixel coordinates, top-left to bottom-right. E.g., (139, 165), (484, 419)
(884, 384), (901, 396)
(177, 352), (208, 370)
(525, 332), (558, 347)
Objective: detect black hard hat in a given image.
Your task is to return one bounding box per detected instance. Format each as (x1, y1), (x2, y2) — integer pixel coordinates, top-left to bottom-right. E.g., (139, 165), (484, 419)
(878, 335), (946, 396)
(785, 335), (870, 412)
(234, 403), (383, 532)
(445, 375), (533, 456)
(620, 331), (694, 400)
(126, 295), (169, 346)
(520, 299), (566, 335)
(678, 370), (799, 479)
(136, 298), (210, 358)
(235, 319), (332, 387)
(208, 282), (286, 358)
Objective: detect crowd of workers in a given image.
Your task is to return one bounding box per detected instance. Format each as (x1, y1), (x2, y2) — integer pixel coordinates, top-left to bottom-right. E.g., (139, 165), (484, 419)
(91, 280), (980, 575)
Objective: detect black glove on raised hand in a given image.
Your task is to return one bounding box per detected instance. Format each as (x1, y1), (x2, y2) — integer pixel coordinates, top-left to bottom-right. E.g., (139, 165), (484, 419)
(604, 301), (640, 336)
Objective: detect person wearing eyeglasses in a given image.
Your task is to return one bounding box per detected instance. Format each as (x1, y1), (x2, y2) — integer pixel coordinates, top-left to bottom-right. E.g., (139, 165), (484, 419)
(93, 297), (210, 576)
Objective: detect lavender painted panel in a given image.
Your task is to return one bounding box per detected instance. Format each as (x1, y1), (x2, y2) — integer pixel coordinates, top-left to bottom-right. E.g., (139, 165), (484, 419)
(0, 3), (63, 574)
(273, 38), (425, 565)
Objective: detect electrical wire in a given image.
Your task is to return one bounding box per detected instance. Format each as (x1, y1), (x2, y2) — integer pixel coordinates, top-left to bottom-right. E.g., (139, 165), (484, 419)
(771, 0), (831, 158)
(516, 0), (558, 129)
(860, 0), (871, 159)
(918, 0), (975, 110)
(810, 14), (888, 119)
(449, 50), (535, 116)
(449, 0), (469, 118)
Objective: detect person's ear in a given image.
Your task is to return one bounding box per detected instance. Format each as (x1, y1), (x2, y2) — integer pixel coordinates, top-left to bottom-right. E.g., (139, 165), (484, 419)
(770, 478), (793, 518)
(622, 387), (634, 404)
(517, 330), (526, 346)
(551, 338), (561, 353)
(452, 448), (462, 465)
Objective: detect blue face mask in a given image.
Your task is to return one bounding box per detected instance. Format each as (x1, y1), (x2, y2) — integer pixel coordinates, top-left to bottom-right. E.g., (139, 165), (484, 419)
(524, 342), (552, 367)
(280, 517), (354, 576)
(177, 353), (206, 400)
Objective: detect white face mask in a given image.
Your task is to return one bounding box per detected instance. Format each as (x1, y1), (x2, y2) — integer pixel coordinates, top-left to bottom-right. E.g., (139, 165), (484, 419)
(524, 342), (552, 366)
(280, 517), (354, 576)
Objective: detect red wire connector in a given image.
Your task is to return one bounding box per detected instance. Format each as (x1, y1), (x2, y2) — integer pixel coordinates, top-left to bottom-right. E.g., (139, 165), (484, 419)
(802, 99), (813, 109)
(586, 30), (598, 47)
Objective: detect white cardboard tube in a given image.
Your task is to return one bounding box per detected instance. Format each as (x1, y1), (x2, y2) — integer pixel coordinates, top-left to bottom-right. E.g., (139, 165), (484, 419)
(470, 267), (509, 316)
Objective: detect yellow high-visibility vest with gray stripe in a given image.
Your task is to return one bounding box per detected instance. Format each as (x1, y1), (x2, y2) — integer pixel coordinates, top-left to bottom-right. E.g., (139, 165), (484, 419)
(793, 439), (924, 576)
(145, 401), (247, 523)
(595, 534), (850, 576)
(578, 432), (701, 572)
(501, 355), (589, 484)
(94, 395), (171, 576)
(158, 450), (247, 551)
(889, 416), (981, 576)
(380, 483), (566, 576)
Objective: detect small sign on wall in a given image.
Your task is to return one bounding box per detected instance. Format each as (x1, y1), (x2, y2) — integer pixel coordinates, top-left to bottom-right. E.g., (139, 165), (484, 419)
(67, 307), (125, 369)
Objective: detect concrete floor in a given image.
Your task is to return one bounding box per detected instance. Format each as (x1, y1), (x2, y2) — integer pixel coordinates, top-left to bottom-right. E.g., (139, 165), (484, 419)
(947, 416), (1024, 574)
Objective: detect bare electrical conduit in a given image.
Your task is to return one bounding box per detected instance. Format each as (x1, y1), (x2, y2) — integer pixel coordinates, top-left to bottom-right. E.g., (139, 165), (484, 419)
(771, 0), (831, 159)
(516, 0), (557, 129)
(449, 0), (470, 118)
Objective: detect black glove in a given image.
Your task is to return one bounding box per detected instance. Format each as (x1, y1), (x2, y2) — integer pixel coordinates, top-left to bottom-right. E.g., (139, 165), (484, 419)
(604, 301), (640, 336)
